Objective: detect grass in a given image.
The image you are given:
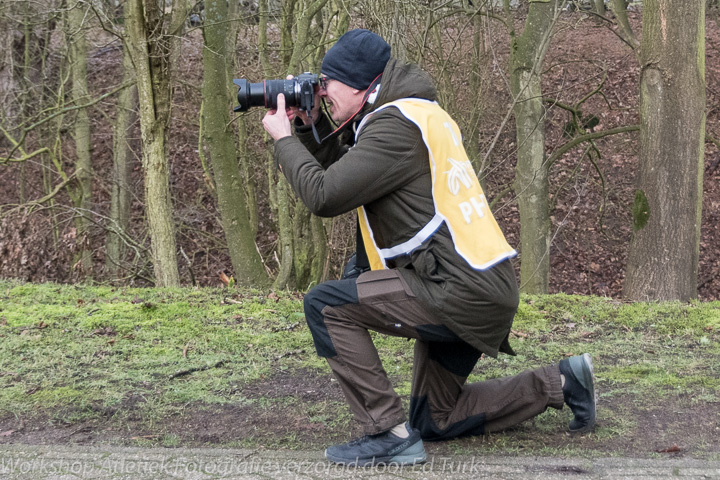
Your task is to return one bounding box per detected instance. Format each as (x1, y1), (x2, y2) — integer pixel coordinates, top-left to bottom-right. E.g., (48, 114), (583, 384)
(0, 282), (305, 418)
(0, 279), (719, 458)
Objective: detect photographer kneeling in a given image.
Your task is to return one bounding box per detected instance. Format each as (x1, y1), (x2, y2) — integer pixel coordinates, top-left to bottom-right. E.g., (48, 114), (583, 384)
(260, 29), (596, 466)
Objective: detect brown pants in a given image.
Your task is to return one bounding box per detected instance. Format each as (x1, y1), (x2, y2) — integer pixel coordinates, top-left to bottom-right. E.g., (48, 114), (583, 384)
(307, 269), (565, 439)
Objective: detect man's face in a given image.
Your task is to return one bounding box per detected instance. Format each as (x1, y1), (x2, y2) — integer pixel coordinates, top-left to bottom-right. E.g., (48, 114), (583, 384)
(318, 77), (366, 124)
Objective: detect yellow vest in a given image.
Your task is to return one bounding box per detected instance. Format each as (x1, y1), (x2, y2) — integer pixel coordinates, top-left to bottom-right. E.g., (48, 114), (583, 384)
(356, 98), (517, 271)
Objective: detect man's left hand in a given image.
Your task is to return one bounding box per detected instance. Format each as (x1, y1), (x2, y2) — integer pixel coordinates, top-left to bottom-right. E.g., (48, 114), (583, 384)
(262, 93), (292, 141)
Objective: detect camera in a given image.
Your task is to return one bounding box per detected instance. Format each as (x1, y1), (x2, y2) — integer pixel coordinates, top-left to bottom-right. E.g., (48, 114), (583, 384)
(233, 73), (319, 113)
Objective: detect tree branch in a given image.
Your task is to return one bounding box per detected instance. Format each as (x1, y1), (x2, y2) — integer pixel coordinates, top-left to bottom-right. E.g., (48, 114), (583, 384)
(0, 143), (50, 165)
(0, 173), (79, 217)
(4, 81), (135, 162)
(546, 124), (640, 167)
(608, 0), (640, 52)
(29, 173), (79, 205)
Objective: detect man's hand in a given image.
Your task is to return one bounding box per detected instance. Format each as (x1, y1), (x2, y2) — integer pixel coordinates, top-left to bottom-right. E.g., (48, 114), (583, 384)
(284, 74), (321, 126)
(262, 73), (322, 139)
(262, 93), (292, 141)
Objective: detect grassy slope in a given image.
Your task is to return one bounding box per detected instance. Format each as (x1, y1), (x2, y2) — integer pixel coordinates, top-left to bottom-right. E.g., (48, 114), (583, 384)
(0, 280), (719, 458)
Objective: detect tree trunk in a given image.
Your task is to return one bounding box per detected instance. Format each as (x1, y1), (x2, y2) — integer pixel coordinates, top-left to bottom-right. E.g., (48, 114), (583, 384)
(226, 0), (259, 235)
(235, 115), (259, 234)
(292, 201), (326, 290)
(508, 0), (563, 294)
(0, 3), (21, 201)
(124, 0), (183, 286)
(609, 0), (640, 51)
(67, 1), (93, 278)
(266, 0), (329, 290)
(202, 0), (269, 287)
(283, 0), (330, 290)
(467, 13), (484, 181)
(623, 0), (705, 301)
(274, 179), (295, 288)
(0, 6), (16, 126)
(106, 24), (137, 280)
(594, 0), (606, 15)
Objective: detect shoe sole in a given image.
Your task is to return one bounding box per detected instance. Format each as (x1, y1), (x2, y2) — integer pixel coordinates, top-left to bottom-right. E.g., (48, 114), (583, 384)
(325, 439), (426, 467)
(568, 353), (597, 434)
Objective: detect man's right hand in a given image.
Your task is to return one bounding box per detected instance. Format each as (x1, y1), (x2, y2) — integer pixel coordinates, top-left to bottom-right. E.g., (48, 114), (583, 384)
(262, 94), (292, 141)
(284, 75), (322, 126)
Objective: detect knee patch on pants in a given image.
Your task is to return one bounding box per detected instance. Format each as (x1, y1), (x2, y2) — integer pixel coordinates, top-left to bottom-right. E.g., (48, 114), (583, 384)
(303, 280), (359, 358)
(410, 395), (486, 441)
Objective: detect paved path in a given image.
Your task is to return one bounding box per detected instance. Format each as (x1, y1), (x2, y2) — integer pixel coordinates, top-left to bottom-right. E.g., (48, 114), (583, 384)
(1, 443), (719, 479)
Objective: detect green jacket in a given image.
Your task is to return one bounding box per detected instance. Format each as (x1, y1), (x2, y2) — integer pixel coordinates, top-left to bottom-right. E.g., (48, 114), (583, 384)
(274, 58), (518, 357)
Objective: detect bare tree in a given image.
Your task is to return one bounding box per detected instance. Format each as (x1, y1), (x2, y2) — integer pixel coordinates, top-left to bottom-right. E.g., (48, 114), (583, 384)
(201, 0), (270, 287)
(124, 0), (187, 286)
(65, 0), (93, 277)
(624, 0), (705, 301)
(506, 0), (565, 294)
(106, 1), (138, 281)
(1, 1), (60, 205)
(258, 0), (333, 290)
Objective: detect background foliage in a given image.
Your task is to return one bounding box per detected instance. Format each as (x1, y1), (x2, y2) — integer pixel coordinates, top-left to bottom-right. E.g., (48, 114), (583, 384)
(0, 0), (718, 299)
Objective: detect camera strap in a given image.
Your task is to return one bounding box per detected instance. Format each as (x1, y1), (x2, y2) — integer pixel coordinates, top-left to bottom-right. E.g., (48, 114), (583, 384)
(306, 112), (323, 144)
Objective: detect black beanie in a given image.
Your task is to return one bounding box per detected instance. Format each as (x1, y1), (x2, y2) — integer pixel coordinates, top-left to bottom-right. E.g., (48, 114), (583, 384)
(321, 29), (391, 90)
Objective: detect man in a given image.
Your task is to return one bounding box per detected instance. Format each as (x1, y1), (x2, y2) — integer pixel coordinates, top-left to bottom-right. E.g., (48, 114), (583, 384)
(261, 29), (596, 467)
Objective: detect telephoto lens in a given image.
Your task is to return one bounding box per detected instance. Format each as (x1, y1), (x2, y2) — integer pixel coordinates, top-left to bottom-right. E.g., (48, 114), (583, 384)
(233, 73), (318, 113)
(233, 79), (293, 111)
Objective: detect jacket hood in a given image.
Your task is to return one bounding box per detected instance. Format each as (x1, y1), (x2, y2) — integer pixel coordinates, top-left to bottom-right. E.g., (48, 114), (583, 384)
(338, 59), (436, 145)
(373, 58), (438, 106)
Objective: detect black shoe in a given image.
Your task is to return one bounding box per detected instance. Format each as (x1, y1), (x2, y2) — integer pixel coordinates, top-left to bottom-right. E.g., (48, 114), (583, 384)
(559, 353), (596, 433)
(324, 423), (426, 466)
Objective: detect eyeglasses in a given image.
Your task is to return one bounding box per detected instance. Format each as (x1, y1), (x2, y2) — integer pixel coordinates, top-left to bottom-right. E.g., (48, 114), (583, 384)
(319, 77), (331, 90)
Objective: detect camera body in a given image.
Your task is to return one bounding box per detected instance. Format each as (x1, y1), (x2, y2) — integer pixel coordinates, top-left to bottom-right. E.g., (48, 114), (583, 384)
(233, 73), (319, 113)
